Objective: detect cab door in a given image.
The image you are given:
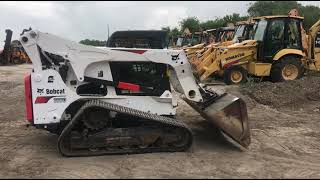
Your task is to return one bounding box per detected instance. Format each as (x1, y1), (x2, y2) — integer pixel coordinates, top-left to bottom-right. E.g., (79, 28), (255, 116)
(263, 19), (286, 60)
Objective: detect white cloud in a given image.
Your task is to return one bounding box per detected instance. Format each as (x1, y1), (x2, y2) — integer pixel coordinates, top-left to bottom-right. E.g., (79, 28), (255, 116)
(0, 1), (319, 47)
(144, 7), (187, 29)
(0, 1), (58, 18)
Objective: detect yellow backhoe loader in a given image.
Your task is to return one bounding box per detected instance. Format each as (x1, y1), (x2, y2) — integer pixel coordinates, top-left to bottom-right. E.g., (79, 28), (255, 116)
(195, 9), (320, 84)
(185, 25), (236, 58)
(188, 20), (255, 68)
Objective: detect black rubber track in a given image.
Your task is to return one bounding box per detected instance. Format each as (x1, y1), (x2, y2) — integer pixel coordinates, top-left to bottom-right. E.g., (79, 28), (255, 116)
(58, 100), (193, 157)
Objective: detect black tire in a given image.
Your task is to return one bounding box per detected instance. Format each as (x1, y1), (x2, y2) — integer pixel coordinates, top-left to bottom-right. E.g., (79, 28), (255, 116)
(270, 56), (304, 83)
(223, 66), (248, 85)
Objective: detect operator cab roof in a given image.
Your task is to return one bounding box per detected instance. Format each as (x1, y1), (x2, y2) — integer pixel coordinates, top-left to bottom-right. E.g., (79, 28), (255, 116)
(205, 29), (216, 33)
(106, 30), (168, 49)
(205, 27), (234, 34)
(217, 27), (235, 31)
(107, 30), (167, 41)
(253, 15), (304, 20)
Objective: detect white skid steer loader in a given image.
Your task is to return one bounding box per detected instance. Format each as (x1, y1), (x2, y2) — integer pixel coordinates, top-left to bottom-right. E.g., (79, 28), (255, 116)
(22, 29), (250, 157)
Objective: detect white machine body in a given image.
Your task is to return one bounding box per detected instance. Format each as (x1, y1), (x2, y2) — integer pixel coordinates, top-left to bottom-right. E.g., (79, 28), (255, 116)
(22, 30), (203, 125)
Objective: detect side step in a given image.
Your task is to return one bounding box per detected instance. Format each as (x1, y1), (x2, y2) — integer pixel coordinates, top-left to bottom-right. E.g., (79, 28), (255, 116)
(183, 92), (251, 148)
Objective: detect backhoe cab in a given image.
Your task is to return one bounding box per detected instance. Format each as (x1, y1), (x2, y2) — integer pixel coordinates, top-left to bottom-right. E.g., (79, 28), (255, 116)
(233, 20), (255, 43)
(250, 15), (306, 82)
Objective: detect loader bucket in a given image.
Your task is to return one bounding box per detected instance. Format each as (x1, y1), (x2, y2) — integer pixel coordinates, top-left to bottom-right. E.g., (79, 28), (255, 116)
(183, 93), (251, 148)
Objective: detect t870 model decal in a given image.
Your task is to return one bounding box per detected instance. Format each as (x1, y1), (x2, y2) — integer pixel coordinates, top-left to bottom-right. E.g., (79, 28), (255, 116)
(35, 96), (66, 104)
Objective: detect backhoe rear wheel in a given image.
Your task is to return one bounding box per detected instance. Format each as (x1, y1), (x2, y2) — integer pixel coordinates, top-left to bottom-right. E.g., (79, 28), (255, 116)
(223, 66), (248, 85)
(270, 56), (303, 83)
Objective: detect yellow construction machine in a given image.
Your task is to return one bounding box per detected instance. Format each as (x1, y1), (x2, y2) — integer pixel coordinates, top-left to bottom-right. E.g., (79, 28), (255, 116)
(195, 9), (320, 84)
(187, 20), (255, 68)
(10, 40), (31, 64)
(0, 29), (31, 65)
(185, 26), (236, 57)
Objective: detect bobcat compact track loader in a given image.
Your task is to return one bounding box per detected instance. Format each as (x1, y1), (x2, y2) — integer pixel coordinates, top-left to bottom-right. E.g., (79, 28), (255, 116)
(22, 29), (250, 157)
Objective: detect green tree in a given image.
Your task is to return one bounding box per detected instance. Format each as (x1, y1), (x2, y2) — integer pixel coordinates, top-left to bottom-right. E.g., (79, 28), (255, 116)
(200, 19), (224, 30)
(161, 26), (170, 33)
(222, 13), (249, 25)
(179, 17), (201, 33)
(247, 1), (300, 17)
(169, 27), (180, 37)
(247, 1), (320, 29)
(199, 13), (248, 30)
(79, 39), (107, 46)
(300, 5), (320, 29)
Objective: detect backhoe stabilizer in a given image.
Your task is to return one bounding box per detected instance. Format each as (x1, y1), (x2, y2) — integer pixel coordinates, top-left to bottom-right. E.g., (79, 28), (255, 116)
(183, 93), (251, 148)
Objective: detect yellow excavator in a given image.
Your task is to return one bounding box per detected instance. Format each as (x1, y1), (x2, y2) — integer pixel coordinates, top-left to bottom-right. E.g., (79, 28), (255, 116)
(195, 9), (320, 84)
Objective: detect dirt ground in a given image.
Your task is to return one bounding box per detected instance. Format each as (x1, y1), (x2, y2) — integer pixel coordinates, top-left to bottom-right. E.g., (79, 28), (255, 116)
(1, 64), (320, 178)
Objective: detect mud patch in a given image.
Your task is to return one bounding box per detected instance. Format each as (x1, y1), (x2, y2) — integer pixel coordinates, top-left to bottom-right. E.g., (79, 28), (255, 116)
(239, 76), (320, 110)
(1, 64), (320, 178)
(0, 81), (21, 90)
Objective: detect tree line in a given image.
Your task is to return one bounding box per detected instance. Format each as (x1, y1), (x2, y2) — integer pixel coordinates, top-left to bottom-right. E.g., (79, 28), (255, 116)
(80, 1), (320, 46)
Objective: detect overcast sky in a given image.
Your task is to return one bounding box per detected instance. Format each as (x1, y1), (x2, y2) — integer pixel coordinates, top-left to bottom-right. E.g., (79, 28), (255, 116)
(0, 1), (319, 46)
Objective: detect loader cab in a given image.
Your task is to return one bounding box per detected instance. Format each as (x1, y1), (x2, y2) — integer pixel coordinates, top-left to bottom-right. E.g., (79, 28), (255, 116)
(191, 32), (203, 46)
(253, 16), (304, 62)
(215, 27), (235, 43)
(106, 30), (171, 96)
(204, 29), (217, 44)
(233, 23), (255, 43)
(176, 32), (203, 47)
(204, 27), (235, 44)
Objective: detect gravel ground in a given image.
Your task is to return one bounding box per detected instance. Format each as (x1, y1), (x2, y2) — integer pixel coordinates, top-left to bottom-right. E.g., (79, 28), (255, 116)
(0, 64), (320, 178)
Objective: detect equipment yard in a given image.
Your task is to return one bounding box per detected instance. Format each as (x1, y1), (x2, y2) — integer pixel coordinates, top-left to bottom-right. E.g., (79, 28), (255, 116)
(1, 64), (320, 178)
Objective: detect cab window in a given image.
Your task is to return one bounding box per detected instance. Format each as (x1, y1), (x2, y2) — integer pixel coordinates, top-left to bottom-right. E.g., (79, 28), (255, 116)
(286, 19), (302, 49)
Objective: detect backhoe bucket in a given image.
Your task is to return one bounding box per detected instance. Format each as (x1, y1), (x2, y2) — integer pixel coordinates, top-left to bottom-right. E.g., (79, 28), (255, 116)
(184, 93), (251, 148)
